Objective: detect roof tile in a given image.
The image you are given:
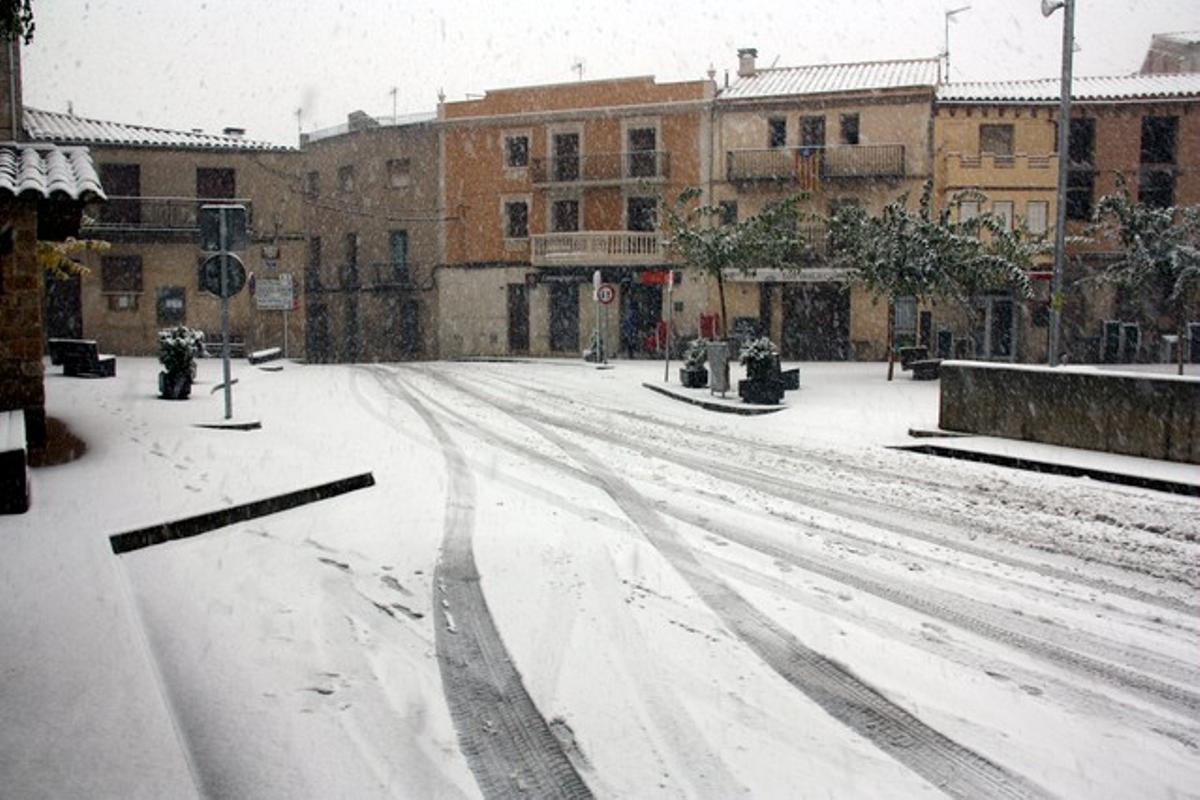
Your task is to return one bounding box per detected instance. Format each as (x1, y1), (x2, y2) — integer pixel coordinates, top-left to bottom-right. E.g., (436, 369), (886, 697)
(24, 107), (290, 151)
(0, 143), (106, 201)
(938, 73), (1200, 103)
(720, 58), (940, 100)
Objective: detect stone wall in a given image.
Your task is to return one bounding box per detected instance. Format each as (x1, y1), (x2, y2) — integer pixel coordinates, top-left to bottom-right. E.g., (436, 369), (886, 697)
(939, 361), (1200, 464)
(0, 200), (45, 446)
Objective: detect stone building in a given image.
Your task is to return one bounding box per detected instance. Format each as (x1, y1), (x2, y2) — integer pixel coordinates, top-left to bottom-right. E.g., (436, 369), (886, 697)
(711, 50), (940, 360)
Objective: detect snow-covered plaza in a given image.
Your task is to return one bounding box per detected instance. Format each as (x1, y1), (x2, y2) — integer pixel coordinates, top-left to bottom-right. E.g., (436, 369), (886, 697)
(2, 357), (1198, 799)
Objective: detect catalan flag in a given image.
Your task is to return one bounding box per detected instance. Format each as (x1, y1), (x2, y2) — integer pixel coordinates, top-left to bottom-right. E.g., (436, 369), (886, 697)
(795, 148), (819, 192)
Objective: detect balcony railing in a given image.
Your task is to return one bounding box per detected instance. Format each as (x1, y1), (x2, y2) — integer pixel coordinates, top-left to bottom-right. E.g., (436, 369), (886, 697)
(530, 151), (670, 185)
(83, 196), (254, 239)
(726, 145), (905, 184)
(531, 231), (668, 266)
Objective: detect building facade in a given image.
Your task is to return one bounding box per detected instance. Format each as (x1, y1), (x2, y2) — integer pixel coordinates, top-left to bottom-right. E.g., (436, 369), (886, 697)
(438, 75), (714, 358)
(711, 51), (940, 360)
(25, 109), (308, 359)
(299, 111), (441, 362)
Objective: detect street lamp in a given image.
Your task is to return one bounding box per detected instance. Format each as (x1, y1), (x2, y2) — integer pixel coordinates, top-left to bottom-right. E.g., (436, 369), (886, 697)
(1043, 0), (1074, 366)
(942, 6), (971, 82)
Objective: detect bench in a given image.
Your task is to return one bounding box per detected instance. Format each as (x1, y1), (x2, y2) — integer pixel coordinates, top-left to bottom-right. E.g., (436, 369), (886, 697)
(248, 347), (282, 365)
(0, 409), (29, 514)
(201, 332), (246, 358)
(781, 368), (800, 391)
(911, 359), (942, 381)
(54, 339), (116, 377)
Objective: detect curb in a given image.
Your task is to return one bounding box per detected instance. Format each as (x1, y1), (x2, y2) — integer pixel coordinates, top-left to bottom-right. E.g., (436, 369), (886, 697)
(891, 444), (1199, 497)
(642, 382), (785, 415)
(109, 472), (376, 554)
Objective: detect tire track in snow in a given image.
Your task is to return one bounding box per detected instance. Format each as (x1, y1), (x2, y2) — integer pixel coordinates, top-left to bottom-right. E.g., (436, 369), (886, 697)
(368, 370), (593, 799)
(423, 370), (1047, 798)
(522, 417), (1050, 800)
(455, 368), (1200, 618)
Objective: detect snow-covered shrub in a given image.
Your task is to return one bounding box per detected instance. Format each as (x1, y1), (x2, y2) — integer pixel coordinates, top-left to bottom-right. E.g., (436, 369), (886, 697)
(738, 336), (778, 367)
(684, 338), (708, 369)
(158, 326), (202, 379)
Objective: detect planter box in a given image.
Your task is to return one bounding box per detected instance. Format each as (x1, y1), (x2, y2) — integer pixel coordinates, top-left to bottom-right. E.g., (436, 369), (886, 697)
(738, 378), (783, 405)
(159, 371), (193, 400)
(679, 366), (708, 388)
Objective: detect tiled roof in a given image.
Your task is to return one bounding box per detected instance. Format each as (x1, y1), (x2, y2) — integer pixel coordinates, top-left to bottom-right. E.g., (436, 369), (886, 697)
(24, 108), (291, 151)
(938, 72), (1200, 103)
(304, 111), (437, 144)
(720, 58), (940, 100)
(0, 143), (105, 201)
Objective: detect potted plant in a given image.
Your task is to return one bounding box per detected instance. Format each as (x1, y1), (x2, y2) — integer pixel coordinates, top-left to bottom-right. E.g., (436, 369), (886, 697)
(679, 338), (709, 388)
(158, 325), (201, 400)
(738, 336), (784, 404)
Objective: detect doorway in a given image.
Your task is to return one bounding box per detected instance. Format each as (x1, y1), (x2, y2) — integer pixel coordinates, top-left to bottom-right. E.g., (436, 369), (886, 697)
(508, 284), (530, 353)
(781, 282), (850, 360)
(621, 283), (662, 356)
(973, 294), (1016, 361)
(549, 283), (579, 353)
(44, 273), (82, 340)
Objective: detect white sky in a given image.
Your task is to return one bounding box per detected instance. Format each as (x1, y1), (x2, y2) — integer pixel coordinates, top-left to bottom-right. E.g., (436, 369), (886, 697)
(22, 0), (1199, 146)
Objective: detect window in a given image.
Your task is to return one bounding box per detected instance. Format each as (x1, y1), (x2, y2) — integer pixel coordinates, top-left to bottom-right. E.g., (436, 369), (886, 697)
(101, 255), (142, 293)
(196, 167), (235, 199)
(959, 200), (979, 222)
(980, 124), (1014, 157)
(1139, 169), (1175, 209)
(1025, 201), (1048, 235)
(505, 200), (529, 238)
(719, 201), (738, 226)
(626, 197), (657, 232)
(342, 233), (359, 288)
(768, 117), (787, 148)
(627, 127), (657, 178)
(801, 116), (825, 148)
(552, 132), (580, 181)
(306, 236), (322, 291)
(551, 199), (579, 232)
(305, 171), (320, 199)
(389, 231), (409, 281)
(337, 165), (355, 193)
(156, 286), (186, 325)
(387, 159), (411, 189)
(504, 134), (529, 168)
(992, 201), (1014, 231)
(1066, 169), (1094, 221)
(1067, 118), (1094, 166)
(839, 113), (860, 145)
(894, 297), (917, 337)
(1140, 116), (1177, 164)
(99, 164), (141, 224)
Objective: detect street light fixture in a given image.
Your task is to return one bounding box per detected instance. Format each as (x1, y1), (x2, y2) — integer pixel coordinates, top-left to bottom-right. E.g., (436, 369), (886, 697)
(1043, 0), (1074, 366)
(942, 5), (971, 82)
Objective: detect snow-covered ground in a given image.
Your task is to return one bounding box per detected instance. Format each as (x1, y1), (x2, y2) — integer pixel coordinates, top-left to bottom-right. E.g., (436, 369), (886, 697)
(1, 356), (1197, 799)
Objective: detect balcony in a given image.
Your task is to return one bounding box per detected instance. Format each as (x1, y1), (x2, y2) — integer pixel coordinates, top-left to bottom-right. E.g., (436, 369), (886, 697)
(529, 151), (670, 186)
(531, 231), (668, 267)
(726, 145), (906, 185)
(82, 196), (254, 241)
(943, 153), (1056, 191)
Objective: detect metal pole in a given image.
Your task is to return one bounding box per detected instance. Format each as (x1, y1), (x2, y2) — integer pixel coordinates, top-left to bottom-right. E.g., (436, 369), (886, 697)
(1048, 0), (1074, 367)
(664, 272), (674, 382)
(283, 307), (289, 359)
(219, 211), (233, 419)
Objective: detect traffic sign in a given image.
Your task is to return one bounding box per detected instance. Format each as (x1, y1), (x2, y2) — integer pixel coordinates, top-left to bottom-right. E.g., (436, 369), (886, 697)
(596, 283), (616, 305)
(198, 204), (248, 252)
(199, 253), (247, 298)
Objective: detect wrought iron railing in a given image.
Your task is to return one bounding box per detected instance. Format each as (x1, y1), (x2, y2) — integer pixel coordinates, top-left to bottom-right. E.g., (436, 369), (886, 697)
(726, 145), (905, 183)
(530, 151), (670, 184)
(84, 196), (254, 235)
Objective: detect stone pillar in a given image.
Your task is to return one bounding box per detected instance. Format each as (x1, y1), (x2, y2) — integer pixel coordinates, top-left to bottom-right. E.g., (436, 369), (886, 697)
(0, 201), (46, 447)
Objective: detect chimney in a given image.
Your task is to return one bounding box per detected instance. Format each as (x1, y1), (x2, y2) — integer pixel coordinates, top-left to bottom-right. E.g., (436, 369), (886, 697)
(223, 126), (246, 138)
(737, 47), (758, 78)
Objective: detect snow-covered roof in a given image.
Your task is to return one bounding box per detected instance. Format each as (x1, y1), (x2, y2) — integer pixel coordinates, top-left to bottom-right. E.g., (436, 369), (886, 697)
(304, 111), (437, 144)
(720, 58), (940, 100)
(0, 143), (105, 201)
(24, 108), (291, 151)
(938, 72), (1200, 103)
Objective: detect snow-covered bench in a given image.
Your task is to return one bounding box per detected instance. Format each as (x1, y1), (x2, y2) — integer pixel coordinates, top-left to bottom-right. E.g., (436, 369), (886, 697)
(53, 339), (116, 377)
(0, 410), (29, 514)
(911, 359), (942, 381)
(248, 347), (282, 365)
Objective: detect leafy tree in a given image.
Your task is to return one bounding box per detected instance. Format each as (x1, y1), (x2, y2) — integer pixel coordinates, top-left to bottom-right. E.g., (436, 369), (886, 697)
(0, 0), (33, 44)
(663, 187), (809, 338)
(1092, 180), (1200, 376)
(828, 180), (1038, 380)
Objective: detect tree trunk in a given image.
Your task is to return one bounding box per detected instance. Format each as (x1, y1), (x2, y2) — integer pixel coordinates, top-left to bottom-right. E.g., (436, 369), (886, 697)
(1178, 316), (1185, 377)
(717, 271), (729, 339)
(886, 296), (896, 381)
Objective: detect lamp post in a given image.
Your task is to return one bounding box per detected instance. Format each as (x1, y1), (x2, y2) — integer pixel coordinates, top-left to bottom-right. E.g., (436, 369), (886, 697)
(1043, 0), (1074, 366)
(942, 6), (971, 81)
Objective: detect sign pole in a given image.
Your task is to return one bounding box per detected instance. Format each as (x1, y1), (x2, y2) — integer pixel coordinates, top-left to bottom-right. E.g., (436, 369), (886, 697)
(219, 210), (233, 420)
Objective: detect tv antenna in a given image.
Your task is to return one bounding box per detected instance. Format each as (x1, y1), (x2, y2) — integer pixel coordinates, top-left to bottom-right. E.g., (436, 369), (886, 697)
(572, 59), (585, 81)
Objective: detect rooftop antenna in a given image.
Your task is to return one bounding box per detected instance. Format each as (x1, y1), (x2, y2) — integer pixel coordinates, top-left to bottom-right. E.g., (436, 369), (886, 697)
(389, 86), (398, 123)
(942, 5), (971, 82)
(572, 58), (585, 81)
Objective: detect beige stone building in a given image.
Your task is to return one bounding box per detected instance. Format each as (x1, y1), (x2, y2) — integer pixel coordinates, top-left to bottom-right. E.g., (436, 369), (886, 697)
(299, 111), (440, 362)
(712, 50), (940, 360)
(25, 109), (307, 359)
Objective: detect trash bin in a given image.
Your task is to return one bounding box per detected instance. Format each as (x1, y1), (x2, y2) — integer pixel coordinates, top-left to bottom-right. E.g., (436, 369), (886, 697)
(707, 341), (730, 394)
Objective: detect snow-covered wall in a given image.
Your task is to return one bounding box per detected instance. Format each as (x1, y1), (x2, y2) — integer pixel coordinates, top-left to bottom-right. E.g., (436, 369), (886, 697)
(939, 361), (1200, 464)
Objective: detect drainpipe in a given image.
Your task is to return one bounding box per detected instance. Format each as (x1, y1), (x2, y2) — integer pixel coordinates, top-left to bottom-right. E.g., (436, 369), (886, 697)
(8, 39), (18, 140)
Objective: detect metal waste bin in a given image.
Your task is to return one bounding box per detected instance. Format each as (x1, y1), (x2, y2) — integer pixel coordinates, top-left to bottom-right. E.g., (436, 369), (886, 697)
(707, 341), (730, 394)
